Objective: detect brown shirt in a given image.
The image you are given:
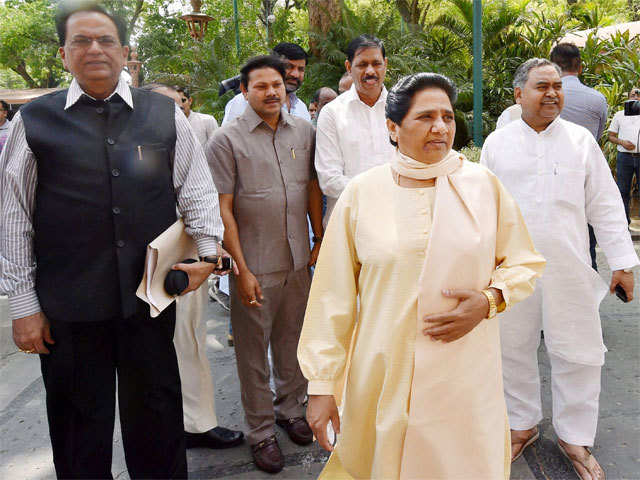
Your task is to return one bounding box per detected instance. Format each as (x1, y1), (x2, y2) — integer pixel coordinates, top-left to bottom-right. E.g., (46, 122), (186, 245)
(206, 105), (316, 275)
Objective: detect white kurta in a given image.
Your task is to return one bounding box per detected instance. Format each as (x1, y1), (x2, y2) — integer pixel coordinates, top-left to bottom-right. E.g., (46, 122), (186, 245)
(314, 85), (395, 226)
(481, 117), (639, 366)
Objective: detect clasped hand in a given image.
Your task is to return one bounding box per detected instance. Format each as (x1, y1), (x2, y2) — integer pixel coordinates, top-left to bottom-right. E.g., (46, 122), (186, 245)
(422, 289), (490, 343)
(171, 246), (237, 296)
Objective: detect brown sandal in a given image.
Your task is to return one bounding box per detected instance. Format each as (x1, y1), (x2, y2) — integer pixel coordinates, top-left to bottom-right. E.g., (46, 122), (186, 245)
(511, 427), (539, 462)
(558, 441), (605, 480)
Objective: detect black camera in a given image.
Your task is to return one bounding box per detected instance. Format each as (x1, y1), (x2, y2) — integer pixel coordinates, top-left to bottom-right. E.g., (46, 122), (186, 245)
(219, 75), (241, 97)
(623, 100), (640, 116)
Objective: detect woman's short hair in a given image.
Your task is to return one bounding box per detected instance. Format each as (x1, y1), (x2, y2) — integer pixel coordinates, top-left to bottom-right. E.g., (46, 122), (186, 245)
(385, 73), (458, 146)
(240, 55), (287, 89)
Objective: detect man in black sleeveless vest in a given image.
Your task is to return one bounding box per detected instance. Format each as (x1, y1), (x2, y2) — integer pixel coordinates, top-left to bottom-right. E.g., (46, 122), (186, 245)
(0, 3), (227, 478)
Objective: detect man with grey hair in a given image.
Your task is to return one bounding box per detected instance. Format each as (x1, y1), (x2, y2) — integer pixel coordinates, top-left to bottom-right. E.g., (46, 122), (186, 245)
(482, 58), (638, 480)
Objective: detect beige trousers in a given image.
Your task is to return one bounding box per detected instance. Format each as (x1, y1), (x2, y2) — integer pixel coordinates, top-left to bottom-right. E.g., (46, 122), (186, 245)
(174, 284), (218, 433)
(230, 268), (310, 444)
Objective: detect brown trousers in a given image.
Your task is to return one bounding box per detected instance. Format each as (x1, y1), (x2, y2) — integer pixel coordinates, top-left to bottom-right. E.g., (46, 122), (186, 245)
(230, 268), (310, 444)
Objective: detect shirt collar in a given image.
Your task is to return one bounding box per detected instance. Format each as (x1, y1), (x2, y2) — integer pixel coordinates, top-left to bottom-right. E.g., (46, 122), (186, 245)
(347, 83), (388, 107)
(562, 75), (581, 85)
(242, 104), (294, 132)
(65, 76), (133, 110)
(519, 115), (562, 137)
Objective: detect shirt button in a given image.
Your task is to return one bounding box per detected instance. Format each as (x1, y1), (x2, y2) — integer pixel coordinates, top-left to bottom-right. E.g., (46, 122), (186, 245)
(116, 240), (125, 248)
(96, 107), (104, 114)
(111, 168), (120, 177)
(106, 137), (115, 145)
(112, 206), (121, 214)
(288, 233), (294, 239)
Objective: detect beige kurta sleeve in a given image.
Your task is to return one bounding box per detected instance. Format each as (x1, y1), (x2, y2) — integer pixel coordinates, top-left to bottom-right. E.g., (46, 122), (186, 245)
(297, 182), (361, 396)
(488, 174), (546, 309)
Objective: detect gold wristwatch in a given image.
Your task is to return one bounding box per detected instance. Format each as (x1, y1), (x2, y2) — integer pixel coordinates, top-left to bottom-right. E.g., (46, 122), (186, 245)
(481, 289), (498, 319)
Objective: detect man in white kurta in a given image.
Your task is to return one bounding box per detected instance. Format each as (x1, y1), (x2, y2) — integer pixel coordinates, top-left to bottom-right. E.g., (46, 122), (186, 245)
(315, 35), (395, 227)
(481, 59), (638, 478)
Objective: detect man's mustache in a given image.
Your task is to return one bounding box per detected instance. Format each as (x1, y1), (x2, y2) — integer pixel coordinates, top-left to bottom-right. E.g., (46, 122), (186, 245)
(363, 75), (378, 81)
(285, 76), (301, 85)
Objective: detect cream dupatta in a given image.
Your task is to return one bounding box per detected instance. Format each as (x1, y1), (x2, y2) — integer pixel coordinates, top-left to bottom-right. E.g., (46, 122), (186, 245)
(392, 149), (510, 479)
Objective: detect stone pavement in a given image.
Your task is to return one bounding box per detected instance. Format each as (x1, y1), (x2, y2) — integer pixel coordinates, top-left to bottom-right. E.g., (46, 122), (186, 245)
(0, 244), (638, 480)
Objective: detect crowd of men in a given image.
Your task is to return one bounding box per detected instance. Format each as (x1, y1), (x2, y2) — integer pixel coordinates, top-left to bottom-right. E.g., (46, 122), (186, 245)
(0, 2), (638, 479)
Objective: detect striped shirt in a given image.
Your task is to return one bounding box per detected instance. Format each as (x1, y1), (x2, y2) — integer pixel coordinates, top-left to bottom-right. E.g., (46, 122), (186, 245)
(0, 78), (224, 320)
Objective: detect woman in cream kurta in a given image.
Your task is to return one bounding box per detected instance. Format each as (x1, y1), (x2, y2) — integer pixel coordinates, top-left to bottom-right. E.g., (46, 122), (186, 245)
(298, 73), (546, 479)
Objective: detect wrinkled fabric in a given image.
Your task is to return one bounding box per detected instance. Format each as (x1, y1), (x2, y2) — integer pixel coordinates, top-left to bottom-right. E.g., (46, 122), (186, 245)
(298, 162), (545, 479)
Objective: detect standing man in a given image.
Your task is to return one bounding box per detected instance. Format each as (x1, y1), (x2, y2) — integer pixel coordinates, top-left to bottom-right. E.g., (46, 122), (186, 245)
(608, 86), (640, 228)
(206, 55), (323, 474)
(550, 43), (609, 270)
(0, 4), (228, 478)
(315, 34), (395, 227)
(142, 83), (244, 451)
(0, 100), (11, 152)
(222, 42), (311, 125)
(481, 58), (638, 480)
(176, 86), (219, 146)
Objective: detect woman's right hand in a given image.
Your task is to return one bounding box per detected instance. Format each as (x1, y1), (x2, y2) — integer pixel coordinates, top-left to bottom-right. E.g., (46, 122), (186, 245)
(307, 394), (340, 452)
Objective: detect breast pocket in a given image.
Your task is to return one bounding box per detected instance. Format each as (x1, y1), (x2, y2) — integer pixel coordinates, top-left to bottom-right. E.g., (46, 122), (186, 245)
(554, 168), (585, 209)
(290, 146), (311, 184)
(119, 143), (171, 182)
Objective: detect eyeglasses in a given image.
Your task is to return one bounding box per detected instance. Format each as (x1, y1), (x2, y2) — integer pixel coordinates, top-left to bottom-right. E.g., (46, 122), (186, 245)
(68, 35), (120, 49)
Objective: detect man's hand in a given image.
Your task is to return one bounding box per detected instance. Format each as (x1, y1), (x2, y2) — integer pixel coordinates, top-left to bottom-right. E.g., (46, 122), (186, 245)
(308, 242), (321, 267)
(610, 269), (634, 302)
(307, 394), (340, 452)
(621, 140), (636, 151)
(216, 245), (240, 276)
(172, 261), (216, 295)
(237, 269), (263, 307)
(423, 289), (490, 343)
(13, 312), (54, 354)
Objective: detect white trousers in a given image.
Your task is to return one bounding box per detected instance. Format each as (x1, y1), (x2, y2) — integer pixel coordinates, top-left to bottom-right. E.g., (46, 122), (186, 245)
(174, 284), (218, 433)
(501, 288), (602, 446)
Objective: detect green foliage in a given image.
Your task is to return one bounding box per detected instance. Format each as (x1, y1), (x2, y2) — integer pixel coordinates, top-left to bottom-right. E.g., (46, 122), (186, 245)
(0, 0), (66, 88)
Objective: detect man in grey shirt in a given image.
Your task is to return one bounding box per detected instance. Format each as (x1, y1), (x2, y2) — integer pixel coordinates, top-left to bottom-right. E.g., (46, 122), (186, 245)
(206, 55), (323, 474)
(551, 43), (608, 270)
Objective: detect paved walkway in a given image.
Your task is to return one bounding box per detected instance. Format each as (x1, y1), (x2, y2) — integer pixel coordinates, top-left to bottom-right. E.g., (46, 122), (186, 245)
(1, 244), (638, 479)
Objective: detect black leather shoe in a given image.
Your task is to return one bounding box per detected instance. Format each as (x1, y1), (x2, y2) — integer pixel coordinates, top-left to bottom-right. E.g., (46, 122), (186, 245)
(252, 436), (284, 474)
(276, 417), (313, 445)
(185, 426), (244, 449)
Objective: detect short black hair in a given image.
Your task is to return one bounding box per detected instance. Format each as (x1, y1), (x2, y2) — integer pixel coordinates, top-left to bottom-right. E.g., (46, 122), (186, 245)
(56, 0), (127, 47)
(550, 43), (581, 72)
(240, 55), (287, 89)
(272, 42), (308, 64)
(386, 73), (457, 146)
(139, 83), (174, 92)
(175, 86), (191, 98)
(346, 34), (385, 63)
(0, 100), (8, 112)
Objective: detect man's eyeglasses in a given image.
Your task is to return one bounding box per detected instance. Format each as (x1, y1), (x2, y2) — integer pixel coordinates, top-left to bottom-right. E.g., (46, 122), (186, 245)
(68, 35), (120, 49)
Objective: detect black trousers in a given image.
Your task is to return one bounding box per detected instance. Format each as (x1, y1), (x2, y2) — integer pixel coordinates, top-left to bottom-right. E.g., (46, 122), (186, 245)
(39, 303), (187, 479)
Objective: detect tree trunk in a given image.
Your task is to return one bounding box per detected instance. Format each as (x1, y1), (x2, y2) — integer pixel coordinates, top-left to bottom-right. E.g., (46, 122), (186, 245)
(308, 0), (341, 56)
(12, 61), (38, 88)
